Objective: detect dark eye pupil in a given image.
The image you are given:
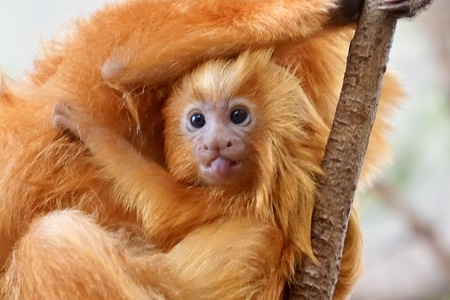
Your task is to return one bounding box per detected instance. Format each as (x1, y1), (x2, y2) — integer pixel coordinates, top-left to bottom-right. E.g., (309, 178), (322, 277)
(230, 109), (248, 124)
(190, 114), (205, 128)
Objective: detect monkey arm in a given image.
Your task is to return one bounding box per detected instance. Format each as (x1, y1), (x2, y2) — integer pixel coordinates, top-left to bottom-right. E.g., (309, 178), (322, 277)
(99, 0), (432, 89)
(100, 0), (362, 86)
(53, 103), (222, 246)
(95, 137), (222, 246)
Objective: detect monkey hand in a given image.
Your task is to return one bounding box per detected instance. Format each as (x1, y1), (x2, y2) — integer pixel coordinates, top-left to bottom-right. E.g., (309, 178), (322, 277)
(329, 0), (364, 26)
(379, 0), (432, 18)
(53, 102), (94, 144)
(53, 102), (136, 158)
(331, 0), (432, 26)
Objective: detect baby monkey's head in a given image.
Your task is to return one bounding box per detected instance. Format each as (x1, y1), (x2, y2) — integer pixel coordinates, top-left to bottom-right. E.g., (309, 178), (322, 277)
(163, 50), (326, 193)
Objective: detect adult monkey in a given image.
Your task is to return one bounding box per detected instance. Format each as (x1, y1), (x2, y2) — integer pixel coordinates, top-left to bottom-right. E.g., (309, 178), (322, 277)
(0, 0), (431, 299)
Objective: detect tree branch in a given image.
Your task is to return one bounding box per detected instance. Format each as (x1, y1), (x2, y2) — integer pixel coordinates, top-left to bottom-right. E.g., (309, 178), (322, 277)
(290, 0), (398, 298)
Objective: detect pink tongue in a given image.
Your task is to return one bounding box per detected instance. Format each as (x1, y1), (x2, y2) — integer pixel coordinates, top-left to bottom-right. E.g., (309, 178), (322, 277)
(210, 157), (231, 176)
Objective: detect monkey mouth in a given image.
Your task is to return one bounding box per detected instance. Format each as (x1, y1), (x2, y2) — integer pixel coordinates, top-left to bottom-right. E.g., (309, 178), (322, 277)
(201, 156), (240, 181)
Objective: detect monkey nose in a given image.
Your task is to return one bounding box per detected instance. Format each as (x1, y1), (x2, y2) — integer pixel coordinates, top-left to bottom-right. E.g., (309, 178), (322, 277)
(203, 140), (233, 151)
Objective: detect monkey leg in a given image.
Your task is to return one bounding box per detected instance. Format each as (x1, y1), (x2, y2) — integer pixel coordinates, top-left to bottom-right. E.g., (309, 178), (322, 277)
(0, 210), (180, 300)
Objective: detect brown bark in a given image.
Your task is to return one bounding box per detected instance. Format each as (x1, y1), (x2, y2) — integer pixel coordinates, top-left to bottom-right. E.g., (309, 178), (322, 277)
(289, 0), (398, 299)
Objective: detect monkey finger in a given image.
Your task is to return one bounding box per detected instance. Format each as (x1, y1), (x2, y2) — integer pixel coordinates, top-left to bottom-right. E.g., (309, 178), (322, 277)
(53, 103), (86, 142)
(53, 115), (82, 142)
(101, 56), (125, 81)
(53, 102), (74, 130)
(383, 0), (407, 3)
(378, 0), (412, 17)
(53, 102), (75, 120)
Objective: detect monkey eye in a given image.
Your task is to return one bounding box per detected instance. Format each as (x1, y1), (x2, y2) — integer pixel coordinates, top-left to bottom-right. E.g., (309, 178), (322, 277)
(190, 113), (206, 128)
(230, 109), (250, 126)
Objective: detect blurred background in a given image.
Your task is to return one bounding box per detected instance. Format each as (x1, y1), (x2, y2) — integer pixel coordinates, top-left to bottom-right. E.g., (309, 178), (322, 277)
(0, 1), (449, 299)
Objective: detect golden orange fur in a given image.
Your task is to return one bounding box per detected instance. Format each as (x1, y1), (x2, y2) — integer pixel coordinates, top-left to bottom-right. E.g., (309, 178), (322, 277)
(0, 0), (403, 299)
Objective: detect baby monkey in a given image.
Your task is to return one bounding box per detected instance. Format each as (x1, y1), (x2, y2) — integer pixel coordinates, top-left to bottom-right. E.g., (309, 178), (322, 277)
(53, 50), (357, 299)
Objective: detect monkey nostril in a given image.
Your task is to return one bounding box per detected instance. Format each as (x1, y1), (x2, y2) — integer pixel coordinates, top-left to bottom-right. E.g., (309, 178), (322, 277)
(202, 140), (231, 152)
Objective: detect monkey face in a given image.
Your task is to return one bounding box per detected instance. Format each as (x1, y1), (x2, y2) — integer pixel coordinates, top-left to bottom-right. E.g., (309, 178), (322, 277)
(181, 98), (255, 186)
(163, 50), (323, 191)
